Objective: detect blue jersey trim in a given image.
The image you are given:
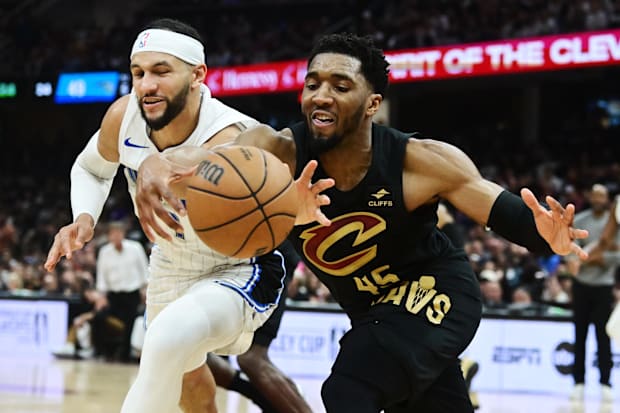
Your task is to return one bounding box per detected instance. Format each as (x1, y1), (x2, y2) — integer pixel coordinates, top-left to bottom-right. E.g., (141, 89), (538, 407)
(126, 167), (138, 182)
(216, 251), (286, 312)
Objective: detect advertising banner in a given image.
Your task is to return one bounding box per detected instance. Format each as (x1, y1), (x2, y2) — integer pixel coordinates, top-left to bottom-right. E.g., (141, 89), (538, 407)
(205, 30), (620, 96)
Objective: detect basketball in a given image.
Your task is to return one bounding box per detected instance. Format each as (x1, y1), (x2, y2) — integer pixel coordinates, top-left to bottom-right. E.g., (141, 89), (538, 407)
(184, 145), (298, 258)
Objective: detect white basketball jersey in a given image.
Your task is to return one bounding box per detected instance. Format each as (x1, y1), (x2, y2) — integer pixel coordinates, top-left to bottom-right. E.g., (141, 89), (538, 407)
(118, 84), (259, 276)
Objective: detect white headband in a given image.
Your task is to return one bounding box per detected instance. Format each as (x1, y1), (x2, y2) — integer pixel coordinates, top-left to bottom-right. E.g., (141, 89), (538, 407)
(130, 29), (205, 65)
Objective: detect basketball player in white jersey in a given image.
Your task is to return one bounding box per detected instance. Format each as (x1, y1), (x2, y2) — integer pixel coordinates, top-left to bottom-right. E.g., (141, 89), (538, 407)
(44, 19), (332, 413)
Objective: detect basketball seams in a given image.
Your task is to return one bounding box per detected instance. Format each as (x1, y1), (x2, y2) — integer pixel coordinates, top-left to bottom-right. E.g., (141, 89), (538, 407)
(214, 148), (275, 247)
(186, 185), (255, 200)
(214, 149), (268, 194)
(186, 145), (297, 258)
(229, 220), (272, 257)
(259, 177), (295, 210)
(191, 204), (263, 231)
(263, 212), (297, 219)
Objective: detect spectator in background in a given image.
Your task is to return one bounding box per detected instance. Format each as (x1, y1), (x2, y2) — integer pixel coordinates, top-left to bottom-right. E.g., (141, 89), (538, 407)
(479, 278), (505, 310)
(288, 261), (333, 303)
(0, 212), (17, 255)
(4, 271), (24, 293)
(541, 274), (570, 305)
(569, 184), (619, 403)
(558, 272), (574, 302)
(96, 221), (148, 362)
(40, 272), (60, 295)
(511, 286), (533, 305)
(59, 268), (83, 296)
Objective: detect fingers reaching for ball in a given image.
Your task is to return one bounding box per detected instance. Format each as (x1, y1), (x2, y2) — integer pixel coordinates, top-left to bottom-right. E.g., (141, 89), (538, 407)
(294, 160), (334, 226)
(136, 154), (187, 242)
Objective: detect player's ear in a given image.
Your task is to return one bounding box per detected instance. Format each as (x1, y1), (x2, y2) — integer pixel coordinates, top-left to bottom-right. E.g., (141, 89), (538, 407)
(192, 64), (207, 87)
(367, 93), (382, 116)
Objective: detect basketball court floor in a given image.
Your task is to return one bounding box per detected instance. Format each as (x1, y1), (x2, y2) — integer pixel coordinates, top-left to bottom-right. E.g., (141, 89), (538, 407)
(0, 356), (618, 413)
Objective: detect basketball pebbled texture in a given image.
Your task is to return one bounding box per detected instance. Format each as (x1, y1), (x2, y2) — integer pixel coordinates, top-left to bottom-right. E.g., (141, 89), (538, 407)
(185, 145), (298, 258)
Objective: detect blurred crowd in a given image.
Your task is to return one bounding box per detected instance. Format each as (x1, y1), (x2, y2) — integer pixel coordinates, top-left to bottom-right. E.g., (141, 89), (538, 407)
(2, 0), (620, 78)
(0, 175), (142, 300)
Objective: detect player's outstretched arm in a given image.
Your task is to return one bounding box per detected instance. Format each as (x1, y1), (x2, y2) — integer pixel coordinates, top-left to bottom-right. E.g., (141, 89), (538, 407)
(45, 97), (126, 271)
(406, 138), (588, 258)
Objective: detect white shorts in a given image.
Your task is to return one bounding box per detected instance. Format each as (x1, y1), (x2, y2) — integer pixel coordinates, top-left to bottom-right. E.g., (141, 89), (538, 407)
(146, 264), (276, 359)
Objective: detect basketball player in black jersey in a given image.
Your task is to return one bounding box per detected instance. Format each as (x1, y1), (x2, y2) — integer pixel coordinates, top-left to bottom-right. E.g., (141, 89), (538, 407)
(134, 34), (589, 412)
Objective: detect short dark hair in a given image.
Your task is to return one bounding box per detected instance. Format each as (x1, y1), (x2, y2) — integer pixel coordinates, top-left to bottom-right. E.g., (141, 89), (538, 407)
(308, 33), (390, 96)
(142, 18), (203, 44)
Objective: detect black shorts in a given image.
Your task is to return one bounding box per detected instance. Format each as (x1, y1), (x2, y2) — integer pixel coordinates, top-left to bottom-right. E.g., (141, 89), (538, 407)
(331, 257), (481, 411)
(253, 240), (300, 347)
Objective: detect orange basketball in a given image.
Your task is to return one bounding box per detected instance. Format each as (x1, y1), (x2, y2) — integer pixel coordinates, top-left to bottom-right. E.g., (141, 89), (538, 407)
(185, 145), (298, 258)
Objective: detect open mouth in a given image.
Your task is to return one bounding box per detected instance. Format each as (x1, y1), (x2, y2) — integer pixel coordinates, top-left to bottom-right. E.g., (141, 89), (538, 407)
(142, 96), (165, 109)
(311, 111), (335, 127)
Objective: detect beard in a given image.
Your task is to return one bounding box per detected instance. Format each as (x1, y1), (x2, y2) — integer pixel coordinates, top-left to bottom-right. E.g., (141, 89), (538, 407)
(139, 82), (190, 131)
(309, 132), (344, 154)
(307, 103), (366, 154)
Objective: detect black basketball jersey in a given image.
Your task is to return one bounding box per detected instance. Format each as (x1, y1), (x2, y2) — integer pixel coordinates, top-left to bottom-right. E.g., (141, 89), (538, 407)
(288, 121), (473, 321)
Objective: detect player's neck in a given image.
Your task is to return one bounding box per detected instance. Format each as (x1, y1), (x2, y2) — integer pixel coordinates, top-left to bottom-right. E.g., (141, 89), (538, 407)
(150, 90), (203, 150)
(320, 125), (372, 191)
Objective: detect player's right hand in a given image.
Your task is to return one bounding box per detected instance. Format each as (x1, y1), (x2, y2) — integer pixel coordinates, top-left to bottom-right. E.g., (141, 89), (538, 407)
(135, 153), (196, 242)
(44, 214), (95, 272)
(294, 160), (334, 226)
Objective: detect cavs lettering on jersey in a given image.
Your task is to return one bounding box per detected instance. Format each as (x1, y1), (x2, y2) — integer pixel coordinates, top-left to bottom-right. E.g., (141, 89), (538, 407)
(118, 84), (259, 276)
(288, 122), (478, 324)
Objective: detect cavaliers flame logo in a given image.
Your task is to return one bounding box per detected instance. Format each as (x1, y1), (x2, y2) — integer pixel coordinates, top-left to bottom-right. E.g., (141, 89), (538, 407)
(300, 212), (386, 276)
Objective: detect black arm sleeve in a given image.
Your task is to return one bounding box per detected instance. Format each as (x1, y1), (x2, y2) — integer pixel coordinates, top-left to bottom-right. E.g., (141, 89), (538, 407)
(487, 190), (554, 256)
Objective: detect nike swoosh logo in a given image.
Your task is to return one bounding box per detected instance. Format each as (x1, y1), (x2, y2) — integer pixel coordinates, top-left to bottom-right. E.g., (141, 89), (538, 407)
(123, 137), (149, 149)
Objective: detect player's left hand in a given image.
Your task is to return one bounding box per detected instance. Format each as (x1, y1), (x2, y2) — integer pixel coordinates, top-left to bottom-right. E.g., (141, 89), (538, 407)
(294, 160), (335, 226)
(521, 188), (589, 259)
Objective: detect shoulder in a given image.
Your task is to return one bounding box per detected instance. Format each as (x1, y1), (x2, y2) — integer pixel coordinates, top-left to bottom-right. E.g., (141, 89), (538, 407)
(400, 137), (484, 208)
(208, 97), (255, 121)
(405, 138), (479, 181)
(99, 95), (131, 147)
(406, 137), (464, 158)
(102, 95), (131, 128)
